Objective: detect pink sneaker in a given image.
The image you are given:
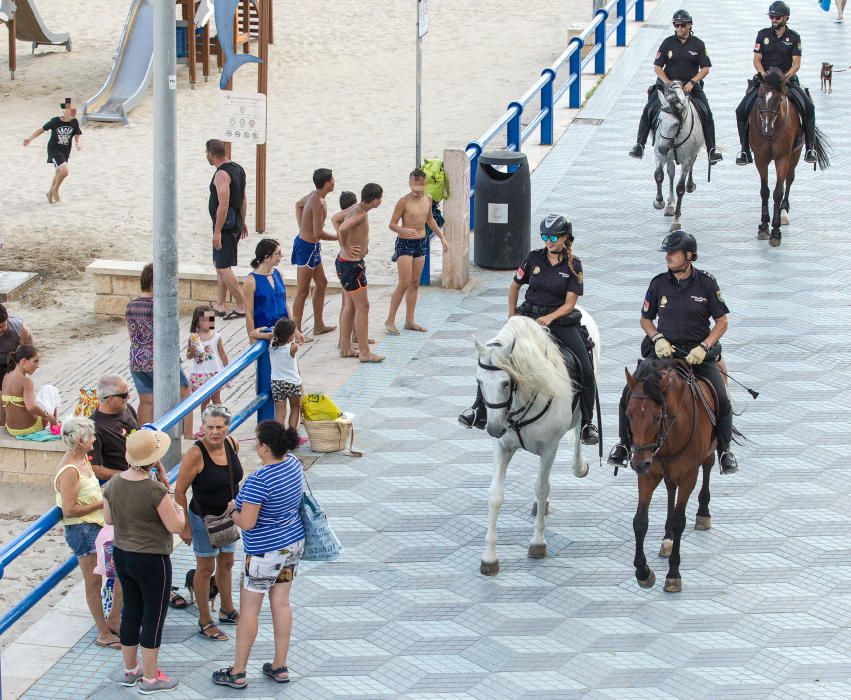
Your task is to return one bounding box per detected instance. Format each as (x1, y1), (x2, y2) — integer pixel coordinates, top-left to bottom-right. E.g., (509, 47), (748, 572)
(138, 670), (178, 694)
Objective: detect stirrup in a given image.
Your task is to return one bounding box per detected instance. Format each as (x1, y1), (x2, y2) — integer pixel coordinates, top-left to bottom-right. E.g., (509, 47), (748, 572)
(735, 150), (752, 165)
(708, 147), (723, 164)
(580, 424), (599, 446)
(458, 407), (486, 430)
(719, 450), (738, 474)
(607, 443), (628, 467)
(628, 144), (644, 159)
(804, 148), (817, 164)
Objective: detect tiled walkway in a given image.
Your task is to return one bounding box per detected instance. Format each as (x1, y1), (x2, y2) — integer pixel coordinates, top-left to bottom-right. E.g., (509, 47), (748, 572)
(18, 0), (851, 697)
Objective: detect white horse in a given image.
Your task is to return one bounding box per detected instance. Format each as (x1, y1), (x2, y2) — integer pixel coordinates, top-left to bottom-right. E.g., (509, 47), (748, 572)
(474, 311), (601, 576)
(653, 81), (704, 233)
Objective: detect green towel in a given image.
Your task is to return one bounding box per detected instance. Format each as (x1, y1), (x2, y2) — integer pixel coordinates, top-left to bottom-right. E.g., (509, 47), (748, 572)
(15, 429), (60, 442)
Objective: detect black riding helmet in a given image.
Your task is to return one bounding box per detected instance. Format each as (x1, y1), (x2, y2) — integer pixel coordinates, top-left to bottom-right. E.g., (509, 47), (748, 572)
(660, 231), (698, 258)
(540, 214), (574, 242)
(672, 9), (693, 23)
(768, 1), (790, 16)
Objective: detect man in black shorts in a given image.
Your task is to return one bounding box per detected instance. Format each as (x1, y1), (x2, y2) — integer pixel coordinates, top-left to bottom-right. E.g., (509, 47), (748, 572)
(206, 139), (247, 320)
(330, 184), (384, 363)
(23, 98), (82, 204)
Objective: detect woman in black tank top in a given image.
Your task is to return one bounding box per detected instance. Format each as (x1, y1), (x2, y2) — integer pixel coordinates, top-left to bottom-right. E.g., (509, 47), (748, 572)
(174, 406), (244, 640)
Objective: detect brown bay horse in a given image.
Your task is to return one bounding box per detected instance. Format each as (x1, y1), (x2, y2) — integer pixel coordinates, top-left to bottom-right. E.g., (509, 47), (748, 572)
(626, 358), (716, 593)
(750, 68), (829, 248)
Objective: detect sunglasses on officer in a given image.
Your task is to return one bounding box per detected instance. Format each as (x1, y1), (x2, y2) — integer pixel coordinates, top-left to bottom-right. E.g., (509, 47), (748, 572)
(540, 233), (566, 243)
(673, 22), (689, 28)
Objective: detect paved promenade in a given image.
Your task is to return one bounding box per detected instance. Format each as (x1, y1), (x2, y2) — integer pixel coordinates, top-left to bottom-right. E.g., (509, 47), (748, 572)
(14, 0), (851, 696)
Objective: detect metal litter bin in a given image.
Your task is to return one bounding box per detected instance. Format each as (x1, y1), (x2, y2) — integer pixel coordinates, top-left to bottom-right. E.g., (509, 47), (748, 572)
(473, 149), (531, 269)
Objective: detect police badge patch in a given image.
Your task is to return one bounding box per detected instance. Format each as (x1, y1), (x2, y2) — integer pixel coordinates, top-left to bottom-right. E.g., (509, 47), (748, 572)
(533, 266), (541, 275)
(668, 50), (673, 58)
(717, 289), (725, 303)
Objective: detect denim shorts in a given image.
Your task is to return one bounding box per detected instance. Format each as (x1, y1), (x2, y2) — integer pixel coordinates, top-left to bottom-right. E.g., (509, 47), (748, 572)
(131, 367), (190, 395)
(188, 507), (237, 558)
(64, 522), (102, 558)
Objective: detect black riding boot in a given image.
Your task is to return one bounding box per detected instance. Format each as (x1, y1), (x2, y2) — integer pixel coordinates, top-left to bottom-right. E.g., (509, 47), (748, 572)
(803, 116), (817, 164)
(629, 103), (653, 158)
(735, 95), (754, 164)
(703, 116), (722, 164)
(607, 386), (631, 467)
(458, 387), (486, 430)
(716, 407), (738, 474)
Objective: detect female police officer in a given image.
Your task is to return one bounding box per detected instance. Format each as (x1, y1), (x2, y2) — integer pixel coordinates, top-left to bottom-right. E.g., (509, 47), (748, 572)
(607, 231), (738, 473)
(459, 215), (598, 445)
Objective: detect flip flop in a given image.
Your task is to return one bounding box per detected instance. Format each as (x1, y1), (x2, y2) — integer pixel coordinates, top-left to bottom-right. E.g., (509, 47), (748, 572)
(262, 663), (290, 683)
(359, 354), (385, 363)
(168, 588), (188, 609)
(94, 638), (121, 650)
(218, 609), (240, 625)
(223, 310), (246, 320)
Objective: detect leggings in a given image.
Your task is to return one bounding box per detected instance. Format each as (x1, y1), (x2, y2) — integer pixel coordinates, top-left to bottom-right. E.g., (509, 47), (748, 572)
(114, 547), (172, 649)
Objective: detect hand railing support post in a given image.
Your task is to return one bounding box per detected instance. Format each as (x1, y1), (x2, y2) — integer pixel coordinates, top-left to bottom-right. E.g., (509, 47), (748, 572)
(506, 102), (522, 151)
(466, 142), (482, 229)
(616, 0), (627, 46)
(636, 0), (645, 22)
(594, 10), (608, 75)
(568, 37), (583, 108)
(540, 69), (556, 145)
(256, 350), (274, 422)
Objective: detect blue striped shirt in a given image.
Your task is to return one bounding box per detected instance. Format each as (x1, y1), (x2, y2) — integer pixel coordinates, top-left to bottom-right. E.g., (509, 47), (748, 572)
(235, 455), (305, 554)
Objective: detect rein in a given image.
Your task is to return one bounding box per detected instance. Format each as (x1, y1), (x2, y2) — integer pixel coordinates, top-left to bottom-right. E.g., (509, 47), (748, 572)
(477, 359), (554, 451)
(658, 98), (695, 163)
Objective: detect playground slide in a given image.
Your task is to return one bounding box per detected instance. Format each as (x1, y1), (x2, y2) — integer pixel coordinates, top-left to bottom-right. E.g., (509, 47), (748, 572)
(10, 0), (71, 52)
(82, 0), (153, 125)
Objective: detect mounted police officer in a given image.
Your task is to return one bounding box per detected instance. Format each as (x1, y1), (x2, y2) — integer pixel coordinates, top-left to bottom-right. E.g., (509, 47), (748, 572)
(735, 1), (817, 165)
(460, 215), (599, 445)
(628, 9), (722, 165)
(608, 232), (738, 474)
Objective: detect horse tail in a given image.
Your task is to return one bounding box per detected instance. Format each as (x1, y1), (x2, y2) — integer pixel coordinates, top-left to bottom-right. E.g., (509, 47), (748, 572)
(813, 126), (831, 170)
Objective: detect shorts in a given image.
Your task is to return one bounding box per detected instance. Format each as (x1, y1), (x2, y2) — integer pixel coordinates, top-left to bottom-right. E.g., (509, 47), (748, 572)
(131, 367), (190, 395)
(48, 150), (69, 167)
(64, 522), (102, 558)
(188, 508), (238, 558)
(335, 257), (367, 292)
(291, 236), (322, 269)
(392, 236), (428, 262)
(189, 371), (218, 393)
(213, 230), (240, 269)
(242, 540), (304, 593)
(272, 380), (302, 401)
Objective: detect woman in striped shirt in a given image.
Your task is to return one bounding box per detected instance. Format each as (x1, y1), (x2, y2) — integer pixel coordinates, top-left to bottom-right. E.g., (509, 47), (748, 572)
(212, 420), (305, 689)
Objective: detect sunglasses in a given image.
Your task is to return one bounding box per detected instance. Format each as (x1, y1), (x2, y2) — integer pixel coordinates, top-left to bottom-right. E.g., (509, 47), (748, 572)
(541, 233), (564, 243)
(107, 392), (129, 400)
(673, 22), (689, 27)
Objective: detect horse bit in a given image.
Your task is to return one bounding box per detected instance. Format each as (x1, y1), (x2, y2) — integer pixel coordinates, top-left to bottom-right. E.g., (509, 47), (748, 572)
(477, 360), (553, 451)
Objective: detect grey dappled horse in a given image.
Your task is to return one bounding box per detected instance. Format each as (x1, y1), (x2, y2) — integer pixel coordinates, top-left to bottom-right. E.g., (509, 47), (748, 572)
(653, 81), (704, 233)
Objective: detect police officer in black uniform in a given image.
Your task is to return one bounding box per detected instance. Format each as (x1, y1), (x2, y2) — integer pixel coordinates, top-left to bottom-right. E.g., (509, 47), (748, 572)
(607, 232), (738, 474)
(628, 9), (722, 165)
(735, 1), (817, 165)
(459, 215), (599, 445)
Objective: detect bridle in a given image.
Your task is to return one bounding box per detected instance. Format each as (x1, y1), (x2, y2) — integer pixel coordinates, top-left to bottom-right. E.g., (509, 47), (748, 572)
(658, 86), (695, 160)
(756, 90), (786, 139)
(477, 359), (554, 451)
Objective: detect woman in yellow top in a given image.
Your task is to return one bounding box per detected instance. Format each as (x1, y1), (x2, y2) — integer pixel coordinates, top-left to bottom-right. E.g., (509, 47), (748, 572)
(54, 417), (123, 649)
(1, 345), (57, 436)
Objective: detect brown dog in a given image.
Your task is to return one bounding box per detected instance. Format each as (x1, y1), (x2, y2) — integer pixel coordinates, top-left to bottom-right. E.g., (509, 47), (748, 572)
(821, 62), (833, 93)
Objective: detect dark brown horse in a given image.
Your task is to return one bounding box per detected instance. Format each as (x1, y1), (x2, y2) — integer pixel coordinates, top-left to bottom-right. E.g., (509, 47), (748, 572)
(750, 68), (829, 247)
(625, 358), (716, 593)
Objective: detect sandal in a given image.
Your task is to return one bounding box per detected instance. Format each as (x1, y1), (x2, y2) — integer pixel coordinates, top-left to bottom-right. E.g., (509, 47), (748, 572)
(212, 667), (247, 689)
(198, 621), (228, 641)
(218, 609), (240, 625)
(223, 310), (246, 320)
(262, 663), (289, 683)
(168, 588), (188, 609)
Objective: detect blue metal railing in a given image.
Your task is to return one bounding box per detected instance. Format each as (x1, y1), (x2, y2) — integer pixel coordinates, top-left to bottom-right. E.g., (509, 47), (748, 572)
(0, 339), (274, 636)
(465, 0), (644, 228)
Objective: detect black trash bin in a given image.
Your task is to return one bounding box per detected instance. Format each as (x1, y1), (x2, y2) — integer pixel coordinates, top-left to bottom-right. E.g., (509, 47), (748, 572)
(473, 149), (531, 270)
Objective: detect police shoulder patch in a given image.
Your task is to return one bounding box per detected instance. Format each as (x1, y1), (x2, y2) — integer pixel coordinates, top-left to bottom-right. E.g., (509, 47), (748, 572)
(699, 270), (716, 281)
(716, 289), (725, 303)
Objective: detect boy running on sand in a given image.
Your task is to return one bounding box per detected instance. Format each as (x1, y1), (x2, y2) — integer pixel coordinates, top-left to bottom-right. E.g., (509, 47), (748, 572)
(331, 184), (384, 363)
(23, 98), (82, 204)
(385, 169), (448, 335)
(292, 169), (338, 339)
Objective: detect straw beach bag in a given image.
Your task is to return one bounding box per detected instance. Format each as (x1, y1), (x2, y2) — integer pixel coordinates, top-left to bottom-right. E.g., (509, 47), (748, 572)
(303, 417), (361, 456)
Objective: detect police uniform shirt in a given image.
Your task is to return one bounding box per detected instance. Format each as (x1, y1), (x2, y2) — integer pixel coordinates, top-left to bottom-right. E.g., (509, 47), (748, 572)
(653, 34), (711, 82)
(641, 267), (729, 348)
(753, 26), (801, 73)
(514, 248), (583, 307)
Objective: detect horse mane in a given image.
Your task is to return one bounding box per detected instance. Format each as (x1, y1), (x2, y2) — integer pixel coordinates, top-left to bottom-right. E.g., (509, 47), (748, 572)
(763, 67), (786, 92)
(633, 357), (672, 404)
(488, 316), (572, 398)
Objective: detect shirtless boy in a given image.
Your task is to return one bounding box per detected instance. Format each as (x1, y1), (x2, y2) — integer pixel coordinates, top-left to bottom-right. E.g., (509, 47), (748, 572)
(292, 168), (338, 338)
(385, 169), (448, 335)
(331, 183), (384, 363)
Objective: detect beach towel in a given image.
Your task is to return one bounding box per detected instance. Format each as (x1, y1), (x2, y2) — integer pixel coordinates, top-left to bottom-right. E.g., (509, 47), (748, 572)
(15, 428), (60, 442)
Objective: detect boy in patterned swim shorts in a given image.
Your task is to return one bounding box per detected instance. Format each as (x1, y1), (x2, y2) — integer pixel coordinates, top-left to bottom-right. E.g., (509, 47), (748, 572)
(331, 183), (385, 363)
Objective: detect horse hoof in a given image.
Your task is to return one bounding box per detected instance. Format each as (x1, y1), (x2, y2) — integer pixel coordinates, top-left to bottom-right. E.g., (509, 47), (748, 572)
(574, 461), (589, 479)
(695, 515), (712, 530)
(480, 560), (500, 576)
(757, 227), (770, 240)
(769, 233), (782, 248)
(653, 199), (665, 210)
(527, 543), (547, 559)
(637, 569), (656, 589)
(658, 539), (673, 558)
(669, 223), (682, 233)
(664, 577), (682, 593)
(664, 207), (675, 217)
(530, 501), (551, 516)
(686, 183), (696, 193)
(780, 210), (789, 226)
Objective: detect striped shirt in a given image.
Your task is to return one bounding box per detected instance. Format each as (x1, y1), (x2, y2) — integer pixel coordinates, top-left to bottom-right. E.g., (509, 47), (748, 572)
(235, 455), (305, 554)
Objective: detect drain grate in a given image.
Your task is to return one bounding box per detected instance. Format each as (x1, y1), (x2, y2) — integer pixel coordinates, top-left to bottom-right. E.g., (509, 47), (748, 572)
(573, 117), (604, 125)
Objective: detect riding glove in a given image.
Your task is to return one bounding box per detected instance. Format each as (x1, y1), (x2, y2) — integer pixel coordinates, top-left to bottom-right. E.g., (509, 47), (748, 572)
(685, 345), (707, 365)
(653, 335), (673, 358)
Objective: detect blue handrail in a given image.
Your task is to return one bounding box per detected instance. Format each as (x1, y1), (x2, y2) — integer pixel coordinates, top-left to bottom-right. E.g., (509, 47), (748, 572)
(465, 0), (643, 228)
(0, 339), (273, 637)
